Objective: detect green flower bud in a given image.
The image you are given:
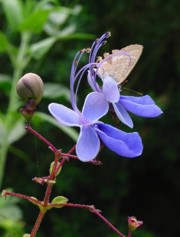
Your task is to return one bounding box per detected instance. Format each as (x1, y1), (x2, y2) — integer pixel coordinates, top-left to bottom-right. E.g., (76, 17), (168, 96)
(16, 73), (44, 105)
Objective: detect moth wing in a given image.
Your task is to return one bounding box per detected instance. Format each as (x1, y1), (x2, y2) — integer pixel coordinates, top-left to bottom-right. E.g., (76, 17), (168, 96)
(118, 44), (143, 83)
(97, 44), (143, 85)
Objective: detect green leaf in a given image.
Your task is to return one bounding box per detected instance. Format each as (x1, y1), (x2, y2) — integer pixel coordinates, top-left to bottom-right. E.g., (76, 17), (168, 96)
(51, 196), (68, 208)
(0, 205), (22, 222)
(7, 117), (26, 145)
(49, 161), (62, 176)
(0, 32), (10, 53)
(0, 32), (17, 64)
(56, 32), (95, 41)
(29, 37), (55, 60)
(33, 112), (78, 141)
(19, 9), (50, 33)
(1, 0), (23, 32)
(44, 10), (70, 35)
(48, 9), (69, 25)
(0, 193), (23, 222)
(0, 114), (6, 145)
(43, 83), (70, 100)
(0, 74), (11, 94)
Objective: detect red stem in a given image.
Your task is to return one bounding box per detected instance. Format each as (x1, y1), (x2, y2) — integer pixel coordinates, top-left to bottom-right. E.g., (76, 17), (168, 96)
(1, 191), (41, 206)
(47, 202), (126, 237)
(18, 125), (124, 237)
(30, 210), (46, 237)
(94, 210), (126, 237)
(43, 151), (61, 205)
(67, 145), (76, 154)
(25, 123), (58, 153)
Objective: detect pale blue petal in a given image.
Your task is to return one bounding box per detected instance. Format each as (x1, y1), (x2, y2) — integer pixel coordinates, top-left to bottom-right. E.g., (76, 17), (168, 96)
(102, 76), (120, 102)
(76, 126), (100, 162)
(82, 92), (109, 122)
(113, 103), (133, 128)
(48, 103), (80, 127)
(87, 70), (98, 91)
(96, 123), (143, 158)
(120, 95), (163, 117)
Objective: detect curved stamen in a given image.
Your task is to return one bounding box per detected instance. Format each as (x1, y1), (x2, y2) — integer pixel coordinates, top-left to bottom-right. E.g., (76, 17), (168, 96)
(89, 32), (111, 63)
(70, 50), (87, 110)
(70, 32), (111, 112)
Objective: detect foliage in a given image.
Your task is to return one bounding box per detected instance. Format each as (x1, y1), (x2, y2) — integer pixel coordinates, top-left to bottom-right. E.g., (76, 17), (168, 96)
(0, 191), (24, 237)
(0, 0), (93, 186)
(0, 0), (92, 235)
(0, 0), (179, 237)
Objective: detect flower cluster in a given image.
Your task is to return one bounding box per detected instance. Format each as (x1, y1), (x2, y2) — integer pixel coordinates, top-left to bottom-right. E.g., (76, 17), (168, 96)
(48, 32), (162, 162)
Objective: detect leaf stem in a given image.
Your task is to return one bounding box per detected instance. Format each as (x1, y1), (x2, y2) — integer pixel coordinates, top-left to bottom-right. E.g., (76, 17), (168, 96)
(0, 32), (30, 188)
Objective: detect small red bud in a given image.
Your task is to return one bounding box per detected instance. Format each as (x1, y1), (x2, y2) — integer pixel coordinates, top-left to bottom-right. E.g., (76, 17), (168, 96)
(128, 216), (143, 232)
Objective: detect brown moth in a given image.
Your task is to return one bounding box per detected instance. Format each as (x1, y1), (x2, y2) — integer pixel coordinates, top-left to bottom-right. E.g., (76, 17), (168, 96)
(97, 44), (143, 85)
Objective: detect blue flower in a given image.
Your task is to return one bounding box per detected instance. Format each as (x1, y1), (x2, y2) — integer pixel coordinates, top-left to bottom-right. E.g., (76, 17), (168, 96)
(48, 45), (143, 162)
(87, 33), (163, 128)
(100, 76), (163, 128)
(48, 32), (163, 162)
(49, 92), (143, 162)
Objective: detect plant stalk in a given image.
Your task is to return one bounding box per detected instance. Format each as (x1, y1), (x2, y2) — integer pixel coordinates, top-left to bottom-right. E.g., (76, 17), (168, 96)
(0, 32), (30, 188)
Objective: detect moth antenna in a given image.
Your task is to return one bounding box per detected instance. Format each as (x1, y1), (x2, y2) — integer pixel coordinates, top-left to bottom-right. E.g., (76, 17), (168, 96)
(123, 87), (143, 96)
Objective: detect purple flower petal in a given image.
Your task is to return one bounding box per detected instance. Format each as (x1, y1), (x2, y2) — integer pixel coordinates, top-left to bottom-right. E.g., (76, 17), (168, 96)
(82, 92), (108, 122)
(113, 103), (133, 128)
(102, 76), (120, 102)
(96, 123), (143, 158)
(76, 126), (100, 162)
(48, 103), (80, 127)
(120, 95), (163, 117)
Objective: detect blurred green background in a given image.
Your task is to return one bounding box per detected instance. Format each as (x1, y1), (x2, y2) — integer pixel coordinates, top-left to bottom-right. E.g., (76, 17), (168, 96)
(0, 0), (179, 236)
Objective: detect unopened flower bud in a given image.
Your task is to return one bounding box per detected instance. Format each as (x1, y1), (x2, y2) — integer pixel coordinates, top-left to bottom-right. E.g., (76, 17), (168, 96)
(128, 216), (143, 232)
(16, 73), (44, 105)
